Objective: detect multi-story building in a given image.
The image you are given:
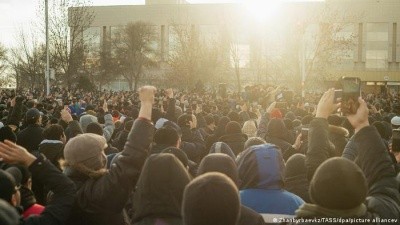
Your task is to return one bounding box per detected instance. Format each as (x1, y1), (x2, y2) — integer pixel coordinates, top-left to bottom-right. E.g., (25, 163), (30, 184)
(71, 0), (400, 92)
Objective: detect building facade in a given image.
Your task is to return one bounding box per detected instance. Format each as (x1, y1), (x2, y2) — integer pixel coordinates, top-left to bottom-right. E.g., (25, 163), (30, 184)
(70, 0), (400, 91)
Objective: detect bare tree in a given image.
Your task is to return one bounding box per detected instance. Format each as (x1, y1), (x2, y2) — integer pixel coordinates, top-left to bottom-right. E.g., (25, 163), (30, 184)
(39, 0), (95, 88)
(168, 24), (224, 89)
(113, 21), (158, 91)
(0, 44), (6, 76)
(8, 30), (46, 90)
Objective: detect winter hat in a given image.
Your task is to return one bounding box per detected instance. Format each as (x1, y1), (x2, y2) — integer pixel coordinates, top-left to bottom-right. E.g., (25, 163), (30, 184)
(0, 126), (17, 143)
(155, 118), (169, 129)
(328, 114), (343, 126)
(182, 172), (240, 225)
(269, 108), (283, 119)
(79, 114), (98, 132)
(197, 153), (239, 185)
(292, 119), (302, 128)
(162, 147), (189, 168)
(285, 154), (306, 178)
(301, 115), (313, 125)
(242, 120), (257, 137)
(209, 142), (236, 161)
(309, 157), (368, 210)
(391, 116), (400, 127)
(243, 137), (266, 150)
(86, 122), (103, 136)
(0, 170), (17, 203)
(64, 133), (107, 171)
(5, 167), (22, 188)
(0, 199), (19, 225)
(225, 121), (242, 134)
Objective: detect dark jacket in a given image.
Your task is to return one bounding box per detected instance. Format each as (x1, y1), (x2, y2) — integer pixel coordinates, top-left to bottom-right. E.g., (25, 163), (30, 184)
(65, 118), (154, 225)
(290, 119), (400, 225)
(219, 133), (248, 156)
(180, 127), (206, 163)
(132, 154), (191, 225)
(17, 124), (44, 152)
(328, 125), (349, 156)
(21, 155), (76, 225)
(284, 154), (310, 203)
(112, 129), (129, 151)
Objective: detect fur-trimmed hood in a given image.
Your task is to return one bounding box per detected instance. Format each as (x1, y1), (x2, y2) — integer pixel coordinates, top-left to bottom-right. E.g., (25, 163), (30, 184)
(329, 125), (349, 138)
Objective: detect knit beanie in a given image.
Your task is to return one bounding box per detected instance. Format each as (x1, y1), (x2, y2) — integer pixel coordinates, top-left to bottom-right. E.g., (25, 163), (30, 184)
(285, 111), (296, 121)
(309, 157), (368, 210)
(182, 172), (240, 225)
(225, 121), (242, 134)
(64, 133), (107, 171)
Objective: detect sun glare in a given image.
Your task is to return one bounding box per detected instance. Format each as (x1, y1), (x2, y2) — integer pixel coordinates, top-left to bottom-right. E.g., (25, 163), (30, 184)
(245, 0), (284, 23)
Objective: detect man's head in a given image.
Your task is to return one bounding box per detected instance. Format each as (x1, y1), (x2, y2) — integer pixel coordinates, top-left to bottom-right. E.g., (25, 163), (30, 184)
(182, 172), (240, 225)
(43, 124), (65, 143)
(154, 126), (181, 148)
(391, 116), (400, 129)
(204, 115), (216, 130)
(25, 108), (41, 125)
(310, 157), (368, 210)
(0, 169), (21, 207)
(63, 133), (108, 177)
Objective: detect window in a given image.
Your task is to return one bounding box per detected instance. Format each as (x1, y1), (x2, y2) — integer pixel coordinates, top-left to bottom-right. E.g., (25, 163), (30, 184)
(366, 23), (389, 69)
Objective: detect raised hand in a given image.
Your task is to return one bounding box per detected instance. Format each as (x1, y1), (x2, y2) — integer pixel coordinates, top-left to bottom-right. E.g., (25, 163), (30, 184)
(316, 88), (340, 119)
(0, 140), (36, 167)
(347, 97), (369, 134)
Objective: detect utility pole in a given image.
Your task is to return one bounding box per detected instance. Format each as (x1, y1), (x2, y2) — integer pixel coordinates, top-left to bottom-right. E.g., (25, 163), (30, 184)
(45, 0), (50, 95)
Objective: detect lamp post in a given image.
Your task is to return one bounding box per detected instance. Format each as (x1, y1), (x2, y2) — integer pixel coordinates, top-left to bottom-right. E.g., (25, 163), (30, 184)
(45, 0), (50, 95)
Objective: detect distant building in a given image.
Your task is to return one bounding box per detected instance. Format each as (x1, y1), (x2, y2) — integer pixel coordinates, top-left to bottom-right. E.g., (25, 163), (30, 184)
(70, 0), (400, 92)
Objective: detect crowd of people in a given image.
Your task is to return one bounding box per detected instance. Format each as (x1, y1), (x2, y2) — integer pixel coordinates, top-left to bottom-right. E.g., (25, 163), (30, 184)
(0, 84), (399, 225)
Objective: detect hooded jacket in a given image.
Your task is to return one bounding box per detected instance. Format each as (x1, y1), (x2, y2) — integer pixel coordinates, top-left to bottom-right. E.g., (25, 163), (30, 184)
(132, 154), (191, 225)
(264, 119), (298, 161)
(64, 118), (154, 225)
(197, 153), (265, 225)
(237, 144), (304, 217)
(289, 118), (400, 225)
(284, 154), (310, 203)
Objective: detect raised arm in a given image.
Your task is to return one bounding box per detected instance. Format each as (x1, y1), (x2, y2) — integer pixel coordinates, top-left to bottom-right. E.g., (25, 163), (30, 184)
(0, 140), (76, 225)
(77, 86), (156, 213)
(349, 98), (400, 219)
(306, 89), (339, 180)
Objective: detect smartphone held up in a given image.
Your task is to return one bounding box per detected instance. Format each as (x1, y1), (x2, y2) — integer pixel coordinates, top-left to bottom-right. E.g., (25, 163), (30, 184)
(334, 77), (361, 116)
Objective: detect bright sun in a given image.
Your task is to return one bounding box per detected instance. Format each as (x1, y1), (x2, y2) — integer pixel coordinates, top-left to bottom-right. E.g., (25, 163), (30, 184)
(245, 0), (284, 23)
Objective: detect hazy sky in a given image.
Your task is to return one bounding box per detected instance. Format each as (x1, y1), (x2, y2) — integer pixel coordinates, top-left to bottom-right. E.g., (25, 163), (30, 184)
(0, 0), (321, 47)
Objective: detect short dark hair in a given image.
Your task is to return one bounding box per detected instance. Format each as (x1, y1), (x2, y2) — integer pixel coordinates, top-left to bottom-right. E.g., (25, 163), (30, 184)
(154, 126), (180, 146)
(86, 122), (103, 136)
(43, 124), (64, 140)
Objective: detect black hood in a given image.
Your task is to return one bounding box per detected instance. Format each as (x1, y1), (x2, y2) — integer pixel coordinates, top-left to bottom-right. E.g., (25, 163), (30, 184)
(267, 118), (287, 139)
(133, 154), (191, 222)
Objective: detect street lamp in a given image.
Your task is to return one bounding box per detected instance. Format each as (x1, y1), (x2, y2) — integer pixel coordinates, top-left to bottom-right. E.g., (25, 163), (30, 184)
(45, 0), (50, 95)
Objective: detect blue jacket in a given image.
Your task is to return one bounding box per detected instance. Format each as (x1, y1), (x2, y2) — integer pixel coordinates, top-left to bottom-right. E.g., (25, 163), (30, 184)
(237, 144), (304, 215)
